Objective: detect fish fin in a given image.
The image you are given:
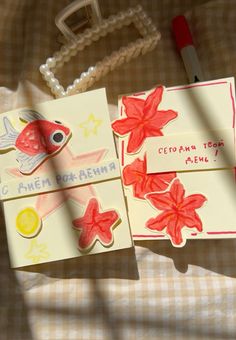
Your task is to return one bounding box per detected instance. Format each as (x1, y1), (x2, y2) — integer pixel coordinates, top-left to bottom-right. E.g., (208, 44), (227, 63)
(16, 151), (47, 174)
(0, 117), (19, 149)
(19, 109), (45, 123)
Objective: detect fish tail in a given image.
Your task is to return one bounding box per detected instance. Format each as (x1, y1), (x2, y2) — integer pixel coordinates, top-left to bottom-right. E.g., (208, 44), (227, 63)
(0, 117), (19, 149)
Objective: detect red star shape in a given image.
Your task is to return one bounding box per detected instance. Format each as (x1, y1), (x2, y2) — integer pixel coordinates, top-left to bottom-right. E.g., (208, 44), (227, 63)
(145, 178), (207, 246)
(72, 198), (120, 251)
(112, 86), (178, 153)
(123, 154), (176, 199)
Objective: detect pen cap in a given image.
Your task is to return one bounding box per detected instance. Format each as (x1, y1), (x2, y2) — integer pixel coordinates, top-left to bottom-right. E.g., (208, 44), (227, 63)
(172, 15), (193, 51)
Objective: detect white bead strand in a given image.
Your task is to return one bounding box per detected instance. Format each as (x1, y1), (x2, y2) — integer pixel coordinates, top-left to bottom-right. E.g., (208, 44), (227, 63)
(39, 5), (161, 98)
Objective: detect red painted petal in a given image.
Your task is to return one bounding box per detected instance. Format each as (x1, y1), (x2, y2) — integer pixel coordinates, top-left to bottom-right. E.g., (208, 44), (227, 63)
(127, 126), (146, 153)
(148, 109), (178, 130)
(148, 172), (177, 192)
(169, 179), (185, 205)
(122, 156), (176, 199)
(181, 194), (207, 210)
(73, 198), (98, 228)
(112, 117), (139, 136)
(78, 228), (96, 249)
(122, 96), (145, 118)
(95, 210), (119, 244)
(122, 156), (148, 198)
(180, 211), (203, 232)
(122, 157), (145, 186)
(98, 228), (113, 244)
(146, 210), (174, 231)
(96, 210), (119, 227)
(146, 191), (175, 210)
(132, 182), (147, 199)
(166, 216), (184, 245)
(144, 126), (163, 138)
(143, 86), (164, 119)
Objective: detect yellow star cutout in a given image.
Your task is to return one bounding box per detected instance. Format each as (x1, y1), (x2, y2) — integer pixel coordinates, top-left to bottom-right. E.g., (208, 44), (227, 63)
(79, 113), (102, 137)
(25, 239), (49, 264)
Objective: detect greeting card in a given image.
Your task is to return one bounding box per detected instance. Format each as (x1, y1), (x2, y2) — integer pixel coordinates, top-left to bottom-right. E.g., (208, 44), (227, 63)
(0, 88), (133, 267)
(112, 78), (236, 247)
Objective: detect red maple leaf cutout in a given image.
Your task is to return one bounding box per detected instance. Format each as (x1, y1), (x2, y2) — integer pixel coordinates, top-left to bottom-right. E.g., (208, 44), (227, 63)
(72, 198), (120, 251)
(123, 154), (176, 199)
(145, 179), (207, 246)
(112, 86), (178, 153)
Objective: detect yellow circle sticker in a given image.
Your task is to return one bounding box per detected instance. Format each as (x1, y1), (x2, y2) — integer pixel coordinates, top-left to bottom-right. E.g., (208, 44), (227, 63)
(16, 207), (42, 238)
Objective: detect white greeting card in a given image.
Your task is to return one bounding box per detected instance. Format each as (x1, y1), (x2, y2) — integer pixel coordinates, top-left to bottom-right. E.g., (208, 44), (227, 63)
(112, 78), (236, 247)
(0, 88), (133, 267)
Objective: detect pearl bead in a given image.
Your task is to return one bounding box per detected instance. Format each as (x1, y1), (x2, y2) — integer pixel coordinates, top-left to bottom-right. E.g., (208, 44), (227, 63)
(60, 91), (67, 97)
(134, 5), (142, 13)
(68, 41), (77, 50)
(53, 85), (64, 93)
(73, 78), (81, 86)
(127, 9), (134, 17)
(90, 27), (100, 41)
(88, 66), (95, 73)
(46, 58), (56, 67)
(55, 89), (66, 97)
(48, 77), (59, 86)
(44, 71), (54, 81)
(80, 72), (88, 79)
(61, 46), (69, 56)
(54, 52), (63, 61)
(67, 85), (75, 93)
(39, 64), (49, 74)
(84, 29), (92, 39)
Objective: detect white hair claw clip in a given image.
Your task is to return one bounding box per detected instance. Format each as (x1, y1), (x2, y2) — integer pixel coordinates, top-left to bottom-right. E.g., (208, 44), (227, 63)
(39, 2), (161, 98)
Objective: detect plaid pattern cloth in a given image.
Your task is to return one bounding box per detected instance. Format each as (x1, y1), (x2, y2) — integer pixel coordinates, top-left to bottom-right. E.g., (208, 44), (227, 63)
(1, 0), (236, 339)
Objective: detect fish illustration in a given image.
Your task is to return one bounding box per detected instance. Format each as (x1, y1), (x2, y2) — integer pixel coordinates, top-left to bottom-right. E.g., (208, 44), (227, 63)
(0, 110), (71, 174)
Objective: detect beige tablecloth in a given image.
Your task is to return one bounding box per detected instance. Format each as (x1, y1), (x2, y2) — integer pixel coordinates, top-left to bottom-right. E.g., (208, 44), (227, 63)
(1, 0), (236, 339)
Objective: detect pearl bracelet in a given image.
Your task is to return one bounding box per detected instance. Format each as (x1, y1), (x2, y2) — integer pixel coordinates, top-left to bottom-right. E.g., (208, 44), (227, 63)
(39, 5), (161, 98)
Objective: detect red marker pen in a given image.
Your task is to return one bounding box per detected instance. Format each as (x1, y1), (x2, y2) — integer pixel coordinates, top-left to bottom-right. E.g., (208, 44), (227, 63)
(172, 15), (204, 83)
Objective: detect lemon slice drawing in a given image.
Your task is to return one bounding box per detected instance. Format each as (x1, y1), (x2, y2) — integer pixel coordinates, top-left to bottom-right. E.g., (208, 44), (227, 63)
(16, 207), (42, 238)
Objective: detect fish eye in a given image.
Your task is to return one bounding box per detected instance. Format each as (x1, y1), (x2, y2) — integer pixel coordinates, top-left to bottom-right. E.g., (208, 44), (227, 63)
(50, 130), (66, 145)
(54, 120), (62, 124)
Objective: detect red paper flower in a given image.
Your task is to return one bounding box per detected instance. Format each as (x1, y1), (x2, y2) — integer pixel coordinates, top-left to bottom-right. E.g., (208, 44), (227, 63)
(72, 198), (120, 251)
(123, 155), (176, 199)
(112, 86), (178, 153)
(145, 179), (207, 246)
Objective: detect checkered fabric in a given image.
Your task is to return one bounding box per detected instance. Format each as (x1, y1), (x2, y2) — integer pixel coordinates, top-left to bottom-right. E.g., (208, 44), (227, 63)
(1, 0), (236, 339)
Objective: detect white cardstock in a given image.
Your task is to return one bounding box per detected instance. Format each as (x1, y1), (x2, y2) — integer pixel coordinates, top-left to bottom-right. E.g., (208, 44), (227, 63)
(146, 128), (235, 173)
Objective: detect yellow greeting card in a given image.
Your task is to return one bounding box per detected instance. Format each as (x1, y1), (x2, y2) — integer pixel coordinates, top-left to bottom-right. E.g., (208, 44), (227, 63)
(0, 88), (133, 267)
(112, 78), (236, 247)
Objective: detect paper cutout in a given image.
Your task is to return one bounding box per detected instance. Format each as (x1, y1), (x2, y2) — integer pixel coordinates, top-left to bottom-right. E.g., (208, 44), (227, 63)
(79, 113), (102, 137)
(24, 239), (50, 264)
(145, 179), (207, 246)
(122, 154), (176, 199)
(16, 207), (42, 238)
(146, 128), (235, 173)
(0, 110), (71, 174)
(112, 86), (178, 153)
(72, 198), (120, 251)
(1, 159), (120, 200)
